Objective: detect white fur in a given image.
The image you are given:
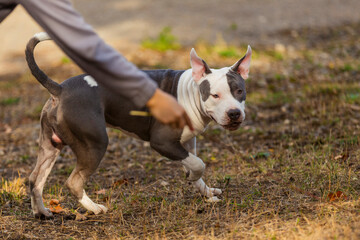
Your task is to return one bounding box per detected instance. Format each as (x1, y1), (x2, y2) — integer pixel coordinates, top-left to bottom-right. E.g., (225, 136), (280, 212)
(34, 32), (51, 42)
(178, 50), (252, 202)
(181, 153), (205, 181)
(79, 190), (108, 214)
(200, 67), (245, 126)
(83, 75), (98, 87)
(178, 70), (210, 143)
(194, 178), (222, 202)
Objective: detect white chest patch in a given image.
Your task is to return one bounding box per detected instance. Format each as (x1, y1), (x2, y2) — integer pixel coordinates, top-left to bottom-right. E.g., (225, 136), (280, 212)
(83, 75), (98, 87)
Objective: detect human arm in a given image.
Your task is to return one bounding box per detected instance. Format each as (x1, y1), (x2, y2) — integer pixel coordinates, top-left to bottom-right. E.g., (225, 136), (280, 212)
(19, 0), (192, 129)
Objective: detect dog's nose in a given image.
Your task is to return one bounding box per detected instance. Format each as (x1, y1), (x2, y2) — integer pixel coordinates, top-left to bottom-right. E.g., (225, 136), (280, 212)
(227, 109), (241, 121)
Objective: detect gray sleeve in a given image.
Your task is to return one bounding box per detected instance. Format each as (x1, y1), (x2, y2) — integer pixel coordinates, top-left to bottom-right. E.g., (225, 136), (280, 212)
(18, 0), (157, 108)
(0, 2), (17, 22)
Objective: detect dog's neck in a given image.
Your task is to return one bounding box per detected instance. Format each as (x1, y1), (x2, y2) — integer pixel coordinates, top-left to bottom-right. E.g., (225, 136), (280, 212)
(177, 69), (211, 141)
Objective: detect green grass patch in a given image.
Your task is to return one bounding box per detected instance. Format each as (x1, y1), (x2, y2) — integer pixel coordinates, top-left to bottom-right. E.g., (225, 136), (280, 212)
(61, 56), (71, 64)
(142, 27), (181, 52)
(264, 50), (284, 61)
(262, 91), (293, 105)
(217, 46), (240, 58)
(229, 23), (238, 31)
(0, 97), (20, 106)
(340, 63), (354, 72)
(344, 92), (360, 104)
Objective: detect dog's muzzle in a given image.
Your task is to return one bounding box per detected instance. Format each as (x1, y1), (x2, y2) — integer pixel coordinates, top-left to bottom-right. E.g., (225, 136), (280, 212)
(222, 109), (243, 130)
(222, 121), (242, 131)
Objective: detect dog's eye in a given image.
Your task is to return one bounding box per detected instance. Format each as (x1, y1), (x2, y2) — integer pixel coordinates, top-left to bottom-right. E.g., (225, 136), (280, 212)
(237, 89), (243, 95)
(211, 94), (220, 99)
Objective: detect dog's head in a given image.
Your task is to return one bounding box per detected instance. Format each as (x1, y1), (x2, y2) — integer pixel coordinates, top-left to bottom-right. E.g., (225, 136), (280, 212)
(190, 46), (252, 131)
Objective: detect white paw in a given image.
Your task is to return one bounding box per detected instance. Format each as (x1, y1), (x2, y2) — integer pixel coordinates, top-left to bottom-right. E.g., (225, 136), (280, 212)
(206, 196), (221, 203)
(79, 190), (108, 215)
(95, 204), (108, 214)
(210, 188), (222, 196)
(194, 178), (223, 198)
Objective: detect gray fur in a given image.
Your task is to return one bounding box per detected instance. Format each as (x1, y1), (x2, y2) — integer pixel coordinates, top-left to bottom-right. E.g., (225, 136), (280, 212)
(226, 70), (246, 102)
(199, 80), (211, 101)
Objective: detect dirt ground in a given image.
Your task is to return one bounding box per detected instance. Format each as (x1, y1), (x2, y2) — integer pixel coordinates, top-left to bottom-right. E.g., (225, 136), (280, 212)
(1, 1), (360, 240)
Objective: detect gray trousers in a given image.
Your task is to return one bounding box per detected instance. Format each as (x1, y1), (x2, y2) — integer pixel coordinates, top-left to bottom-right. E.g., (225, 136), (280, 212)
(0, 0), (157, 108)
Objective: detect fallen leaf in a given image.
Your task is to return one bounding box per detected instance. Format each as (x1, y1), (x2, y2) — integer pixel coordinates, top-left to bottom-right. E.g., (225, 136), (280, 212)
(49, 199), (60, 206)
(336, 191), (347, 200)
(160, 180), (169, 187)
(75, 212), (87, 221)
(328, 191), (347, 202)
(4, 124), (12, 134)
(349, 104), (360, 111)
(112, 178), (128, 188)
(95, 189), (106, 195)
(334, 152), (349, 162)
(49, 204), (64, 214)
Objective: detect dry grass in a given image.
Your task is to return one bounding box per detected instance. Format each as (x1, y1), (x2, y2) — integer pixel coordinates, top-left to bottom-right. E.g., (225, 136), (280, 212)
(0, 22), (360, 239)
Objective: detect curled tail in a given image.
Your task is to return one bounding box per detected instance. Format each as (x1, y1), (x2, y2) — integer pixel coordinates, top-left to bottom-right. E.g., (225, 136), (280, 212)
(25, 32), (62, 96)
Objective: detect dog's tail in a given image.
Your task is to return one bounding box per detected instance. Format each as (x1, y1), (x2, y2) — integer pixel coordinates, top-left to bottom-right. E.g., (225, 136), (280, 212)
(25, 32), (62, 96)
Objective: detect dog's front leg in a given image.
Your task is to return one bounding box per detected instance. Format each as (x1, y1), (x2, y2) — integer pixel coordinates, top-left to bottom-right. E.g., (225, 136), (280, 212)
(150, 129), (222, 201)
(183, 138), (222, 202)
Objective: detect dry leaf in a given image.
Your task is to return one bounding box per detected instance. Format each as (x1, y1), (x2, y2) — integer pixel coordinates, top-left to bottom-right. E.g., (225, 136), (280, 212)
(4, 124), (12, 134)
(96, 189), (106, 195)
(328, 191), (347, 202)
(112, 178), (129, 188)
(160, 180), (169, 187)
(49, 204), (64, 214)
(49, 199), (60, 206)
(75, 212), (87, 221)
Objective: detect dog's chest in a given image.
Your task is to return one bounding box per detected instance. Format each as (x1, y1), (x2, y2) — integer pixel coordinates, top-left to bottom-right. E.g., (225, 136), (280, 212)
(104, 69), (187, 141)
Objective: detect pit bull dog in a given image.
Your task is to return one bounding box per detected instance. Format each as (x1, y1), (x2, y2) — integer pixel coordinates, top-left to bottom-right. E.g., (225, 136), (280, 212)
(26, 32), (252, 218)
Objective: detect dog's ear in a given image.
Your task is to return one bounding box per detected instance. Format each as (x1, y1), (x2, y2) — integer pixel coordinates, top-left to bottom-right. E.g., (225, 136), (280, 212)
(231, 45), (252, 80)
(190, 48), (212, 82)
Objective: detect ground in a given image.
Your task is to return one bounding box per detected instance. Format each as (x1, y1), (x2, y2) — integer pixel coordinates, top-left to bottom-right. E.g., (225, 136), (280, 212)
(1, 1), (360, 240)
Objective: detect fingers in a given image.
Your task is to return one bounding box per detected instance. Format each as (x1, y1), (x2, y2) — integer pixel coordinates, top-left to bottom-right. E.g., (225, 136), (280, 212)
(169, 110), (193, 131)
(146, 89), (194, 131)
(169, 114), (185, 129)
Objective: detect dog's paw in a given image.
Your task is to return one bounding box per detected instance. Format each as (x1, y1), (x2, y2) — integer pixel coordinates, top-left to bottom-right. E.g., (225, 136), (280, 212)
(210, 188), (222, 196)
(94, 204), (108, 214)
(34, 207), (54, 219)
(88, 203), (108, 215)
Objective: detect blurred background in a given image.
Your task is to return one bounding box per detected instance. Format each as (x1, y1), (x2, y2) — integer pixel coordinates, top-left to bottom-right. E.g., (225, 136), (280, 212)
(1, 0), (360, 75)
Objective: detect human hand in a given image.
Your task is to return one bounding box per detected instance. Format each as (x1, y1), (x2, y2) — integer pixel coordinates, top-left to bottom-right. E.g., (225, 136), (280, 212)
(146, 89), (194, 131)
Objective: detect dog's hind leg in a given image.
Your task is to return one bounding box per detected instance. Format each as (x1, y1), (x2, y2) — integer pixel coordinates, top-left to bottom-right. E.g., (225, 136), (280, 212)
(29, 115), (62, 218)
(65, 127), (109, 215)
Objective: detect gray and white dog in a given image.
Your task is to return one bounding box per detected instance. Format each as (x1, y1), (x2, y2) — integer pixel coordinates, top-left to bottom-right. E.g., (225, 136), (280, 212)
(26, 32), (252, 218)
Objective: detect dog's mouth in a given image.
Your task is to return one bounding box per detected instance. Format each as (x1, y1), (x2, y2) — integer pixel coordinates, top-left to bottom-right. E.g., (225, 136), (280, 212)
(208, 113), (242, 131)
(221, 121), (242, 131)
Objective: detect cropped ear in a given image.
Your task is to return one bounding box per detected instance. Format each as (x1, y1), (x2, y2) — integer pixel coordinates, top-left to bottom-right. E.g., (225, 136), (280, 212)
(190, 48), (212, 82)
(231, 45), (252, 79)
